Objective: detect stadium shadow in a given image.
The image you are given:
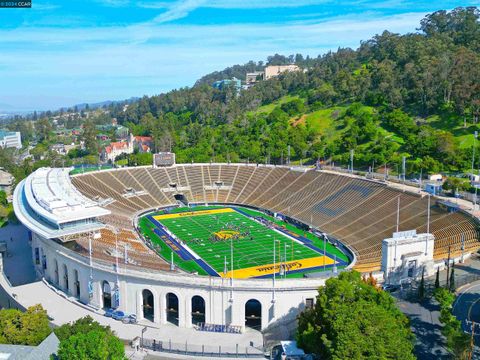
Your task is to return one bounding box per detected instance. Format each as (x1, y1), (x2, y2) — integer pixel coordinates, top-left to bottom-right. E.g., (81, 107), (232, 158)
(399, 298), (450, 360)
(261, 303), (306, 351)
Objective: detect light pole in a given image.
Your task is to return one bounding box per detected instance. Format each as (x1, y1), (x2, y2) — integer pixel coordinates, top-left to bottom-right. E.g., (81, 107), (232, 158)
(229, 235), (234, 302)
(472, 131), (478, 176)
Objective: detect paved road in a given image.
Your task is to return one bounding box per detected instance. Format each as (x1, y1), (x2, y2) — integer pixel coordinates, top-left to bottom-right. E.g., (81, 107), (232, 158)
(396, 296), (450, 360)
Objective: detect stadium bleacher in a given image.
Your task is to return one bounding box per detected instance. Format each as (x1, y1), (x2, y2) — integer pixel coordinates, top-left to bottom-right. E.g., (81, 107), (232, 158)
(71, 164), (480, 272)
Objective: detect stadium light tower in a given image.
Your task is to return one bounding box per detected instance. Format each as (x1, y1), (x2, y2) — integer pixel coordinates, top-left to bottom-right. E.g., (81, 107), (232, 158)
(272, 238), (280, 304)
(106, 225), (120, 308)
(229, 234), (234, 302)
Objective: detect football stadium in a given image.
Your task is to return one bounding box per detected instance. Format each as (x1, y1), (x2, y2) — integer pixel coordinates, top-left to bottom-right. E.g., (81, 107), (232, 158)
(12, 163), (480, 332)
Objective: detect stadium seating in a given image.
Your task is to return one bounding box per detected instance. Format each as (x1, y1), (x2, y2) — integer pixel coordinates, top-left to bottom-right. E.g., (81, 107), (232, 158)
(71, 165), (480, 273)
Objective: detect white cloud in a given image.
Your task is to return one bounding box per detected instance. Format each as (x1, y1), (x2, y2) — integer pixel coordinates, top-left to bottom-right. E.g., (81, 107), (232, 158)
(151, 0), (206, 23)
(0, 10), (428, 109)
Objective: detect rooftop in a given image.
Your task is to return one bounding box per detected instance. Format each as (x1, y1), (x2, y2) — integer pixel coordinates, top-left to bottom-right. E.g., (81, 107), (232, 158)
(0, 130), (17, 138)
(0, 169), (13, 186)
(13, 167), (110, 238)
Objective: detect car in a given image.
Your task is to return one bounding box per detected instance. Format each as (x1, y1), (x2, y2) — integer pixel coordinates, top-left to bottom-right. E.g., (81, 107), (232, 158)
(112, 310), (126, 321)
(122, 314), (137, 324)
(382, 284), (400, 293)
(104, 308), (114, 317)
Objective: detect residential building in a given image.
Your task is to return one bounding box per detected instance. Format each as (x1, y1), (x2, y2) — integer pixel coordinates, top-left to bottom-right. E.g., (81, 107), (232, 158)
(101, 133), (153, 162)
(50, 143), (77, 156)
(0, 130), (21, 149)
(264, 64), (300, 80)
(134, 135), (153, 153)
(101, 140), (133, 162)
(245, 71), (264, 86)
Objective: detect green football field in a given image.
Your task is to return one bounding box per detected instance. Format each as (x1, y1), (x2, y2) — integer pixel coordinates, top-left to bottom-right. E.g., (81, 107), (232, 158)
(140, 206), (349, 278)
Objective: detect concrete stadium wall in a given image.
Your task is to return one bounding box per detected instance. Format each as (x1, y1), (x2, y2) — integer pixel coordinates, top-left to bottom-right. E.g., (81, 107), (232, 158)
(32, 233), (325, 331)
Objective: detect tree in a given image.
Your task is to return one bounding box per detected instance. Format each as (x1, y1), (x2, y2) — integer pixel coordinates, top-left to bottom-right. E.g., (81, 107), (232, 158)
(296, 271), (415, 359)
(0, 305), (51, 346)
(0, 191), (6, 206)
(82, 119), (98, 155)
(55, 316), (124, 360)
(418, 268), (425, 300)
(435, 267), (440, 288)
(449, 261), (456, 292)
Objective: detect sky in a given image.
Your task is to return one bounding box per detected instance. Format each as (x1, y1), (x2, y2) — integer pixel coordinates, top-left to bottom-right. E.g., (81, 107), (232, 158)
(0, 0), (475, 112)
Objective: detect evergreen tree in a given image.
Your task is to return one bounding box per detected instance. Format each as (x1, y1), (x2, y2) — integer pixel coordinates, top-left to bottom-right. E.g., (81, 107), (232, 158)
(435, 267), (440, 289)
(449, 261), (456, 292)
(418, 268), (425, 300)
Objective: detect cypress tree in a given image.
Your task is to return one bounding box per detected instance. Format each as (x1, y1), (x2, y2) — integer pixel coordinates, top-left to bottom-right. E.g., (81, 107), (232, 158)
(449, 261), (455, 292)
(418, 268), (425, 300)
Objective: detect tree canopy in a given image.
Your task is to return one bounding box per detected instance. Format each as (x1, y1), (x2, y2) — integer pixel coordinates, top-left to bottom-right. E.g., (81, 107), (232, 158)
(55, 316), (125, 360)
(0, 305), (51, 346)
(296, 271), (415, 359)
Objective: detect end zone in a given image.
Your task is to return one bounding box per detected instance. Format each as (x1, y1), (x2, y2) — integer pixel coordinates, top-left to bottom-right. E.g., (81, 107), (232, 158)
(221, 255), (336, 279)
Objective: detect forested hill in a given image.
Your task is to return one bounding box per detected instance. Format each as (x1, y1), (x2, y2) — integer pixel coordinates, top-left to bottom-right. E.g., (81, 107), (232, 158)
(86, 7), (480, 172)
(20, 7), (480, 176)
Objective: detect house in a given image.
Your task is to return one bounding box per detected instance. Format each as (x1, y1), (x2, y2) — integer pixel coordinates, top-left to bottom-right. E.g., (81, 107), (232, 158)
(0, 130), (22, 149)
(0, 332), (59, 360)
(264, 64), (300, 80)
(0, 169), (14, 195)
(50, 143), (77, 156)
(101, 140), (133, 162)
(101, 133), (154, 162)
(134, 135), (153, 153)
(245, 71), (264, 86)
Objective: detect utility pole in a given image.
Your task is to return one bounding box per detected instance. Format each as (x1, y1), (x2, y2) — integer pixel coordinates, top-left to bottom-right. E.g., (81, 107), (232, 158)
(446, 246), (451, 289)
(350, 149), (354, 174)
(469, 320), (475, 360)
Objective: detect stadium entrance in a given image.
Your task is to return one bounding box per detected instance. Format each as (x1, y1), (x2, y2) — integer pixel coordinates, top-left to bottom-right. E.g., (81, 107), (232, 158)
(245, 299), (262, 330)
(167, 293), (179, 326)
(191, 295), (205, 325)
(142, 289), (154, 321)
(102, 281), (112, 309)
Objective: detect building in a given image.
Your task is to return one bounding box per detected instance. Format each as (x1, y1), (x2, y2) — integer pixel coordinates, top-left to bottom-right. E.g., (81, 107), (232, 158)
(212, 77), (241, 91)
(0, 169), (14, 195)
(50, 143), (77, 156)
(0, 130), (21, 149)
(101, 134), (153, 162)
(101, 140), (133, 162)
(245, 71), (264, 86)
(0, 332), (59, 360)
(264, 65), (300, 80)
(133, 135), (153, 153)
(382, 230), (435, 285)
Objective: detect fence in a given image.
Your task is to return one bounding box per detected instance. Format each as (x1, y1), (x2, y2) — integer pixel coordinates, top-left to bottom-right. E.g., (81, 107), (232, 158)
(396, 271), (480, 301)
(141, 338), (264, 358)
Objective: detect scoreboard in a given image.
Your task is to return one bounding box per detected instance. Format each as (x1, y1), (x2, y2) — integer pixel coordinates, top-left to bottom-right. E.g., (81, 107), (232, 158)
(153, 152), (176, 167)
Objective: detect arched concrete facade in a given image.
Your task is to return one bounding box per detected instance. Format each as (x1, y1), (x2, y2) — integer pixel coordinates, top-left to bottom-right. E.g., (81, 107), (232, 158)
(32, 232), (325, 332)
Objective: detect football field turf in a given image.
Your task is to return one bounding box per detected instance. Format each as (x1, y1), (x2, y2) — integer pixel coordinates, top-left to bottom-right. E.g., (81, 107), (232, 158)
(141, 206), (349, 279)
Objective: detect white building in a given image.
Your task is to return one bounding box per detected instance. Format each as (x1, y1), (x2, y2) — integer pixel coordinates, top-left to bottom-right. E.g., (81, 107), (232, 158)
(264, 65), (300, 80)
(0, 130), (21, 149)
(381, 230), (435, 285)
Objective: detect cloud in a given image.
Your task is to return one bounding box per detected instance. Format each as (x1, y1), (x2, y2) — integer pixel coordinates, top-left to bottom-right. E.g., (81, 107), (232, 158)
(0, 3), (433, 109)
(151, 0), (206, 23)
